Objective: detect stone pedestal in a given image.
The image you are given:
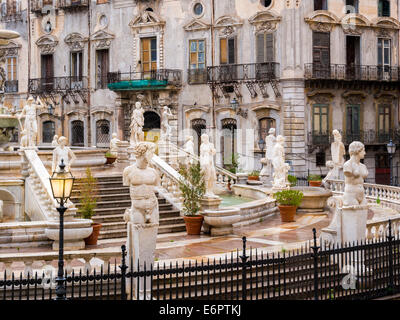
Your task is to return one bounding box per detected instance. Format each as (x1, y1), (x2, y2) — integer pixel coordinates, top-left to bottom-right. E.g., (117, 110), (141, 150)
(202, 208), (241, 236)
(260, 158), (273, 187)
(200, 196), (222, 211)
(126, 222), (158, 300)
(117, 140), (130, 163)
(236, 173), (248, 185)
(341, 205), (368, 244)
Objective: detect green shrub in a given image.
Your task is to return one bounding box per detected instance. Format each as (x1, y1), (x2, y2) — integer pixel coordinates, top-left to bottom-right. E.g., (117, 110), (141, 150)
(77, 167), (98, 220)
(178, 162), (206, 216)
(288, 175), (297, 187)
(105, 151), (116, 158)
(248, 170), (260, 177)
(224, 153), (240, 174)
(308, 174), (322, 181)
(274, 190), (304, 207)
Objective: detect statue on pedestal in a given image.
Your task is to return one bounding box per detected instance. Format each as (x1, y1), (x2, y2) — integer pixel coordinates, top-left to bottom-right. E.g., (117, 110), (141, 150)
(272, 135), (290, 190)
(160, 106), (173, 142)
(329, 129), (346, 180)
(200, 133), (217, 198)
(260, 128), (276, 181)
(110, 133), (120, 157)
(52, 136), (76, 173)
(18, 96), (46, 148)
(129, 102), (145, 147)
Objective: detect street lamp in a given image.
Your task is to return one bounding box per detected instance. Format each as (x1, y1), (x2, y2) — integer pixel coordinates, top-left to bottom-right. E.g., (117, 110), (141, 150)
(387, 140), (396, 186)
(258, 137), (265, 153)
(49, 159), (75, 300)
(230, 97), (239, 112)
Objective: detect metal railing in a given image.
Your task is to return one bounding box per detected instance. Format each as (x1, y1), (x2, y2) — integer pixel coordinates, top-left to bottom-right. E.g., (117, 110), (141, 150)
(58, 0), (88, 8)
(308, 130), (400, 147)
(107, 69), (182, 87)
(304, 63), (400, 82)
(4, 80), (18, 93)
(187, 69), (208, 85)
(28, 76), (88, 94)
(207, 62), (280, 83)
(2, 226), (400, 300)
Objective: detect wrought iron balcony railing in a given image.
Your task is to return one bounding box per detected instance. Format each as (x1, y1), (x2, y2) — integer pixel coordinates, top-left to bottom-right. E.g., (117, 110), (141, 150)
(207, 62), (280, 83)
(107, 69), (182, 90)
(4, 80), (18, 93)
(28, 76), (88, 94)
(58, 0), (88, 9)
(304, 63), (400, 82)
(308, 130), (400, 147)
(188, 69), (208, 85)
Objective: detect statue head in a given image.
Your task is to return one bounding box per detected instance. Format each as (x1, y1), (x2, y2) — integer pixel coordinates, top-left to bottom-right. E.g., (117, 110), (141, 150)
(27, 96), (35, 104)
(53, 135), (58, 141)
(268, 128), (276, 135)
(201, 133), (209, 144)
(333, 129), (342, 142)
(58, 136), (67, 147)
(135, 101), (141, 109)
(133, 142), (156, 167)
(349, 141), (365, 159)
(326, 160), (334, 169)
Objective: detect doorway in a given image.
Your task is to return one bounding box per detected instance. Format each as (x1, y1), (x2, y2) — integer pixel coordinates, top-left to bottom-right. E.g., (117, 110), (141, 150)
(191, 118), (206, 156)
(346, 36), (360, 79)
(41, 54), (54, 91)
(143, 111), (161, 144)
(375, 153), (390, 185)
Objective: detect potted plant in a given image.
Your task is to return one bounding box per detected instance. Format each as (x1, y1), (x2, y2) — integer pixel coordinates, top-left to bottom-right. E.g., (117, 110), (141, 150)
(178, 162), (206, 235)
(248, 170), (260, 181)
(78, 167), (101, 245)
(274, 190), (304, 222)
(308, 174), (322, 187)
(288, 175), (298, 187)
(105, 151), (117, 165)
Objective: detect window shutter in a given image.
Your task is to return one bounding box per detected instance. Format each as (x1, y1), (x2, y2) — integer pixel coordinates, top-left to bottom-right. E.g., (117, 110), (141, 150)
(220, 38), (227, 64)
(265, 33), (274, 62)
(228, 37), (235, 64)
(256, 34), (264, 63)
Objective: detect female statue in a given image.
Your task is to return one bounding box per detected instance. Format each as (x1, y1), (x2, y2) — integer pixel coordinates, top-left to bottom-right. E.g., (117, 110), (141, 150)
(200, 133), (217, 197)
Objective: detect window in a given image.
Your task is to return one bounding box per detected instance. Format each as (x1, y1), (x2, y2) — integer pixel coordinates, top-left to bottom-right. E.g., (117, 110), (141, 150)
(312, 104), (329, 145)
(42, 121), (55, 143)
(5, 0), (17, 15)
(378, 105), (391, 134)
(221, 118), (237, 168)
(141, 37), (157, 74)
(220, 37), (236, 65)
(378, 0), (390, 17)
(191, 118), (206, 155)
(96, 49), (109, 89)
(314, 0), (327, 10)
(377, 38), (391, 67)
(259, 117), (276, 142)
(256, 33), (274, 63)
(345, 0), (358, 13)
(188, 39), (206, 84)
(6, 57), (17, 81)
(96, 119), (110, 147)
(316, 152), (326, 167)
(193, 3), (203, 15)
(96, 0), (108, 4)
(71, 120), (84, 146)
(71, 51), (83, 80)
(346, 105), (361, 142)
(261, 0), (272, 7)
(312, 31), (330, 78)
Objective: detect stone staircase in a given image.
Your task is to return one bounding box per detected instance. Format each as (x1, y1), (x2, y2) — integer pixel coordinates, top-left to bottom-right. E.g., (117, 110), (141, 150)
(71, 175), (185, 240)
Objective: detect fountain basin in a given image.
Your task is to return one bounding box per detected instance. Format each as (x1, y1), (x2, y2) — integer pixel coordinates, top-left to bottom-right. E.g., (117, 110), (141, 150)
(291, 186), (332, 212)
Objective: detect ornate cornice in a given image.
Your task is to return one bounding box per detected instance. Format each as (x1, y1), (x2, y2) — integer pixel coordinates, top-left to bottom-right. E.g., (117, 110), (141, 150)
(249, 11), (281, 33)
(129, 10), (165, 32)
(36, 35), (59, 54)
(64, 33), (88, 52)
(183, 19), (210, 32)
(0, 40), (21, 57)
(214, 15), (243, 37)
(90, 29), (115, 49)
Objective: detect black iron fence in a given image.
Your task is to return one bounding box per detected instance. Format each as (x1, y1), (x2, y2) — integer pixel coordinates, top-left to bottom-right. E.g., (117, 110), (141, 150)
(304, 63), (400, 82)
(2, 225), (400, 300)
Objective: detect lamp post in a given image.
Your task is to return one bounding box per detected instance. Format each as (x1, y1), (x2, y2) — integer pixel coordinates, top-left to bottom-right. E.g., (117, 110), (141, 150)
(387, 140), (396, 186)
(49, 159), (75, 300)
(230, 97), (239, 112)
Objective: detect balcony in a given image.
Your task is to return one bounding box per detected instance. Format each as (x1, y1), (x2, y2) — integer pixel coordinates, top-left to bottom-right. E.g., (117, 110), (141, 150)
(58, 0), (88, 10)
(107, 69), (182, 91)
(188, 69), (207, 85)
(4, 80), (18, 93)
(308, 130), (400, 149)
(28, 76), (88, 104)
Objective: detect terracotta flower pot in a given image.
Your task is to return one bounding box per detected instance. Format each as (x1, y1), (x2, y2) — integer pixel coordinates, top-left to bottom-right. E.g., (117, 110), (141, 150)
(183, 215), (204, 235)
(105, 156), (117, 165)
(309, 180), (322, 187)
(278, 205), (297, 222)
(84, 223), (102, 246)
(248, 176), (259, 181)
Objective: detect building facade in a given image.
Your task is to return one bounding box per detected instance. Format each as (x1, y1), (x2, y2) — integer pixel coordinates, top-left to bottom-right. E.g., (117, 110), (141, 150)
(1, 0), (400, 183)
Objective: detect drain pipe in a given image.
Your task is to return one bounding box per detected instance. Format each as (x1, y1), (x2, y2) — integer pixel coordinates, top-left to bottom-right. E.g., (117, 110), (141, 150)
(87, 0), (92, 147)
(210, 0), (216, 140)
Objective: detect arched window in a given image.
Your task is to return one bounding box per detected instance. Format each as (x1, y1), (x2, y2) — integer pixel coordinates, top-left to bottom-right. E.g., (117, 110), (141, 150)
(71, 120), (84, 146)
(191, 118), (206, 156)
(96, 119), (110, 147)
(42, 120), (55, 143)
(221, 118), (237, 169)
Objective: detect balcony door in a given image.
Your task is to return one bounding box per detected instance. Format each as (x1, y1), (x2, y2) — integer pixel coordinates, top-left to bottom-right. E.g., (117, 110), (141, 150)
(346, 105), (361, 143)
(346, 36), (360, 79)
(378, 104), (391, 143)
(220, 37), (236, 81)
(378, 38), (391, 80)
(70, 51), (83, 83)
(312, 104), (329, 145)
(141, 37), (157, 78)
(96, 49), (109, 89)
(41, 54), (53, 91)
(312, 32), (330, 78)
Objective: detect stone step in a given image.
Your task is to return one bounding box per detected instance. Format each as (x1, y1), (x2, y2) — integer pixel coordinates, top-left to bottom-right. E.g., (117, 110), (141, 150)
(73, 181), (125, 189)
(71, 187), (130, 196)
(71, 193), (131, 202)
(98, 223), (186, 239)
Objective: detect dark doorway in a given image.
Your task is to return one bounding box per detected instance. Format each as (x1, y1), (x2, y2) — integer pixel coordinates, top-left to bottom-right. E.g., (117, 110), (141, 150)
(375, 153), (390, 185)
(42, 120), (55, 143)
(41, 54), (54, 91)
(143, 111), (161, 144)
(346, 36), (360, 79)
(191, 118), (206, 156)
(314, 0), (327, 10)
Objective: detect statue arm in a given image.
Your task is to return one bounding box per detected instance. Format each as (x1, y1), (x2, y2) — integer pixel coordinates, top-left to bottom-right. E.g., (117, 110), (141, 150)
(68, 149), (77, 169)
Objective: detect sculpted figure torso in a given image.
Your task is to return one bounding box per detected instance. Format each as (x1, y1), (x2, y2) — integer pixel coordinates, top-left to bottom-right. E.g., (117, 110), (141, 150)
(331, 130), (345, 167)
(110, 133), (120, 157)
(52, 136), (76, 172)
(18, 96), (46, 147)
(130, 102), (144, 147)
(265, 128), (276, 161)
(200, 134), (217, 197)
(123, 142), (160, 224)
(343, 141), (368, 207)
(161, 106), (173, 141)
(272, 135), (290, 188)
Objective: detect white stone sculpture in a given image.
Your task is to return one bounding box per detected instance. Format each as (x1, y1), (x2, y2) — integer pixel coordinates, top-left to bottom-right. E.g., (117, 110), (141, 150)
(272, 135), (290, 190)
(0, 200), (3, 222)
(260, 128), (276, 184)
(160, 106), (173, 142)
(110, 133), (120, 157)
(18, 96), (46, 148)
(200, 133), (218, 198)
(51, 135), (59, 147)
(183, 135), (195, 165)
(328, 129), (346, 180)
(123, 141), (160, 300)
(129, 101), (145, 147)
(20, 129), (28, 148)
(52, 136), (76, 173)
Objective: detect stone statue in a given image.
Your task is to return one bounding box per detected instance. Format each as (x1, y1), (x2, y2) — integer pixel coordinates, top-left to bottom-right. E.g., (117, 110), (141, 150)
(200, 133), (217, 198)
(123, 142), (160, 225)
(18, 96), (46, 148)
(129, 102), (144, 147)
(0, 200), (3, 222)
(110, 133), (120, 157)
(51, 135), (59, 148)
(260, 128), (276, 181)
(183, 135), (195, 164)
(52, 136), (76, 173)
(343, 141), (368, 207)
(328, 129), (346, 180)
(272, 135), (290, 190)
(20, 129), (28, 148)
(160, 106), (173, 142)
